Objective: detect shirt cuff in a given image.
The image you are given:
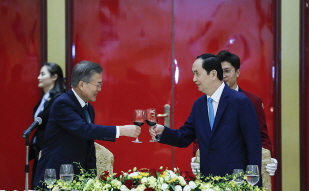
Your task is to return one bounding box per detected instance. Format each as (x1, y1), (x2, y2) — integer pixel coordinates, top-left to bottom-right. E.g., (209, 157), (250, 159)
(116, 126), (120, 138)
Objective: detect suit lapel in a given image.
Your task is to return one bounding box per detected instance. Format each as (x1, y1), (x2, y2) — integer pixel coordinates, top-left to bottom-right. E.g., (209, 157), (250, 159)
(200, 95), (212, 135)
(67, 90), (88, 122)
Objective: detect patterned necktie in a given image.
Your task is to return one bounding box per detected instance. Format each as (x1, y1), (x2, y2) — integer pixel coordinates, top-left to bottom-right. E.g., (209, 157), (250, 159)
(208, 97), (214, 130)
(83, 104), (91, 123)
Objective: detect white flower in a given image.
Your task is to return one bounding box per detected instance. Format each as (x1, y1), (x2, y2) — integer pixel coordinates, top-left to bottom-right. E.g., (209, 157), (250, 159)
(128, 172), (139, 177)
(120, 185), (129, 191)
(167, 170), (177, 179)
(158, 177), (164, 184)
(136, 184), (146, 191)
(83, 178), (95, 190)
(175, 185), (182, 191)
(111, 179), (122, 188)
(161, 183), (169, 191)
(189, 181), (197, 189)
(178, 176), (186, 186)
(141, 177), (148, 184)
(94, 179), (103, 189)
(148, 176), (157, 188)
(164, 175), (170, 181)
(183, 185), (191, 191)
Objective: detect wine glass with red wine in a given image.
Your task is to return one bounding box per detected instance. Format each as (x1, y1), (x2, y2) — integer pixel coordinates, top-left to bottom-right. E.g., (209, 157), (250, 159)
(132, 109), (145, 143)
(145, 108), (158, 142)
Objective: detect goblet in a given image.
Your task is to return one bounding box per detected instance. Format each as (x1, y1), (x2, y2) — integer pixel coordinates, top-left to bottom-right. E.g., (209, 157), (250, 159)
(44, 169), (56, 191)
(60, 164), (74, 182)
(245, 165), (260, 186)
(132, 109), (145, 143)
(145, 108), (158, 142)
(232, 169), (244, 185)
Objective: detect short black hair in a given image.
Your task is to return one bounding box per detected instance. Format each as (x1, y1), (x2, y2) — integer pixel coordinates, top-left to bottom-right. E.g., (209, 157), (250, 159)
(216, 50), (240, 70)
(196, 53), (223, 81)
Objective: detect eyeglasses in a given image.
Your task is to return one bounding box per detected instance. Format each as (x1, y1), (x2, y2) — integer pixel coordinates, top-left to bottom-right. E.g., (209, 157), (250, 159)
(223, 69), (234, 76)
(84, 81), (103, 89)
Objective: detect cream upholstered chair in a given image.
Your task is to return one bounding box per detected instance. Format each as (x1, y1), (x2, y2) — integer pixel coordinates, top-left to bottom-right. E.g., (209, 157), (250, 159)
(95, 142), (114, 175)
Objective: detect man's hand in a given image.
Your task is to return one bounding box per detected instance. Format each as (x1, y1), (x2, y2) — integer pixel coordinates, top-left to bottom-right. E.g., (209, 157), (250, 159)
(266, 158), (278, 176)
(149, 124), (164, 140)
(119, 125), (141, 137)
(190, 157), (200, 175)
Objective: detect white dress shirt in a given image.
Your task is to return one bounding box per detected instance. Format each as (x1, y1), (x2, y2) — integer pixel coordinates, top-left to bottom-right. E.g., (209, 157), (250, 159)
(207, 82), (225, 117)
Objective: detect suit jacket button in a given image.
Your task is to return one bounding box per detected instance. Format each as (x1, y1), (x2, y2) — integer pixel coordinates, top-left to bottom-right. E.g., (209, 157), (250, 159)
(209, 149), (213, 153)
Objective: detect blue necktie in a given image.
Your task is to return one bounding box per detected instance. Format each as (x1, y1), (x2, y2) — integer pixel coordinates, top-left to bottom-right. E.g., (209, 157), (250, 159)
(83, 105), (91, 123)
(208, 97), (214, 130)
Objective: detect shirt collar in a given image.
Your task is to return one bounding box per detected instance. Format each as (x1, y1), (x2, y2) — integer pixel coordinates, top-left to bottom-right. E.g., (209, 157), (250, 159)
(207, 82), (225, 103)
(43, 91), (50, 101)
(71, 88), (87, 108)
(235, 85), (239, 91)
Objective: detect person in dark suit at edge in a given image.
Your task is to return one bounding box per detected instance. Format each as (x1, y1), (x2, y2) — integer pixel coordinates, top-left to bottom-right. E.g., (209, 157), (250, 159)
(29, 62), (66, 188)
(191, 50), (278, 190)
(149, 55), (262, 187)
(33, 60), (141, 189)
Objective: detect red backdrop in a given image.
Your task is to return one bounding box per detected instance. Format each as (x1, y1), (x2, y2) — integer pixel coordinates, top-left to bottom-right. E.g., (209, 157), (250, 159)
(69, 0), (275, 179)
(0, 0), (276, 190)
(0, 0), (43, 190)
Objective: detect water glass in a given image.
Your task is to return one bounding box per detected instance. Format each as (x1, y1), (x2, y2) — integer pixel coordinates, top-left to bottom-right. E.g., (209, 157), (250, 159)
(60, 164), (74, 182)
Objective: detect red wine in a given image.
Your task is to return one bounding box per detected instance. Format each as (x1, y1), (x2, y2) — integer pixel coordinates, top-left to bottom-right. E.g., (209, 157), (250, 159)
(133, 122), (144, 126)
(146, 120), (156, 126)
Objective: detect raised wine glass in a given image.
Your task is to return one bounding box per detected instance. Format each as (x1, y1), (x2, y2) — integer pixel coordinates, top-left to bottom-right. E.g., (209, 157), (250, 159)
(232, 169), (244, 185)
(60, 164), (74, 182)
(145, 108), (158, 142)
(132, 109), (145, 143)
(245, 165), (260, 186)
(44, 169), (56, 191)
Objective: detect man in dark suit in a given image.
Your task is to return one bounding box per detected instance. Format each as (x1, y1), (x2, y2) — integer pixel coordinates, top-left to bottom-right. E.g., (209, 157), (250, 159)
(217, 50), (277, 190)
(33, 60), (141, 189)
(191, 51), (278, 190)
(149, 56), (262, 187)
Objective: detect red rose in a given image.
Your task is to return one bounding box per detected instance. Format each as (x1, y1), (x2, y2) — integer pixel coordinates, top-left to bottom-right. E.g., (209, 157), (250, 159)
(114, 172), (124, 178)
(149, 169), (157, 177)
(99, 171), (110, 181)
(124, 179), (134, 189)
(145, 188), (155, 191)
(180, 171), (196, 182)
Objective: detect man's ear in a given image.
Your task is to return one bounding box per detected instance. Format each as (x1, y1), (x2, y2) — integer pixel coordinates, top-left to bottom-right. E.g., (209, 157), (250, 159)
(78, 81), (85, 90)
(212, 70), (217, 79)
(236, 69), (240, 78)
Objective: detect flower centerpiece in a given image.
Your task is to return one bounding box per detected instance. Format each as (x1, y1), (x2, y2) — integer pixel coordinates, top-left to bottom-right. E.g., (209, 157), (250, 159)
(38, 163), (269, 191)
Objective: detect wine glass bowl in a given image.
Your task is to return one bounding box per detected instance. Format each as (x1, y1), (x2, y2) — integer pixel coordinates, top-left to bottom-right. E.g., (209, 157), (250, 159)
(60, 164), (74, 182)
(145, 108), (158, 142)
(245, 165), (260, 186)
(232, 169), (244, 185)
(146, 108), (157, 126)
(132, 109), (145, 143)
(44, 168), (56, 191)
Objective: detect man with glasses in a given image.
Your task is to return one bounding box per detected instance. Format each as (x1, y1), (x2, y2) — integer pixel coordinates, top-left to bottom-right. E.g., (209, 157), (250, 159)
(191, 51), (278, 190)
(33, 60), (141, 189)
